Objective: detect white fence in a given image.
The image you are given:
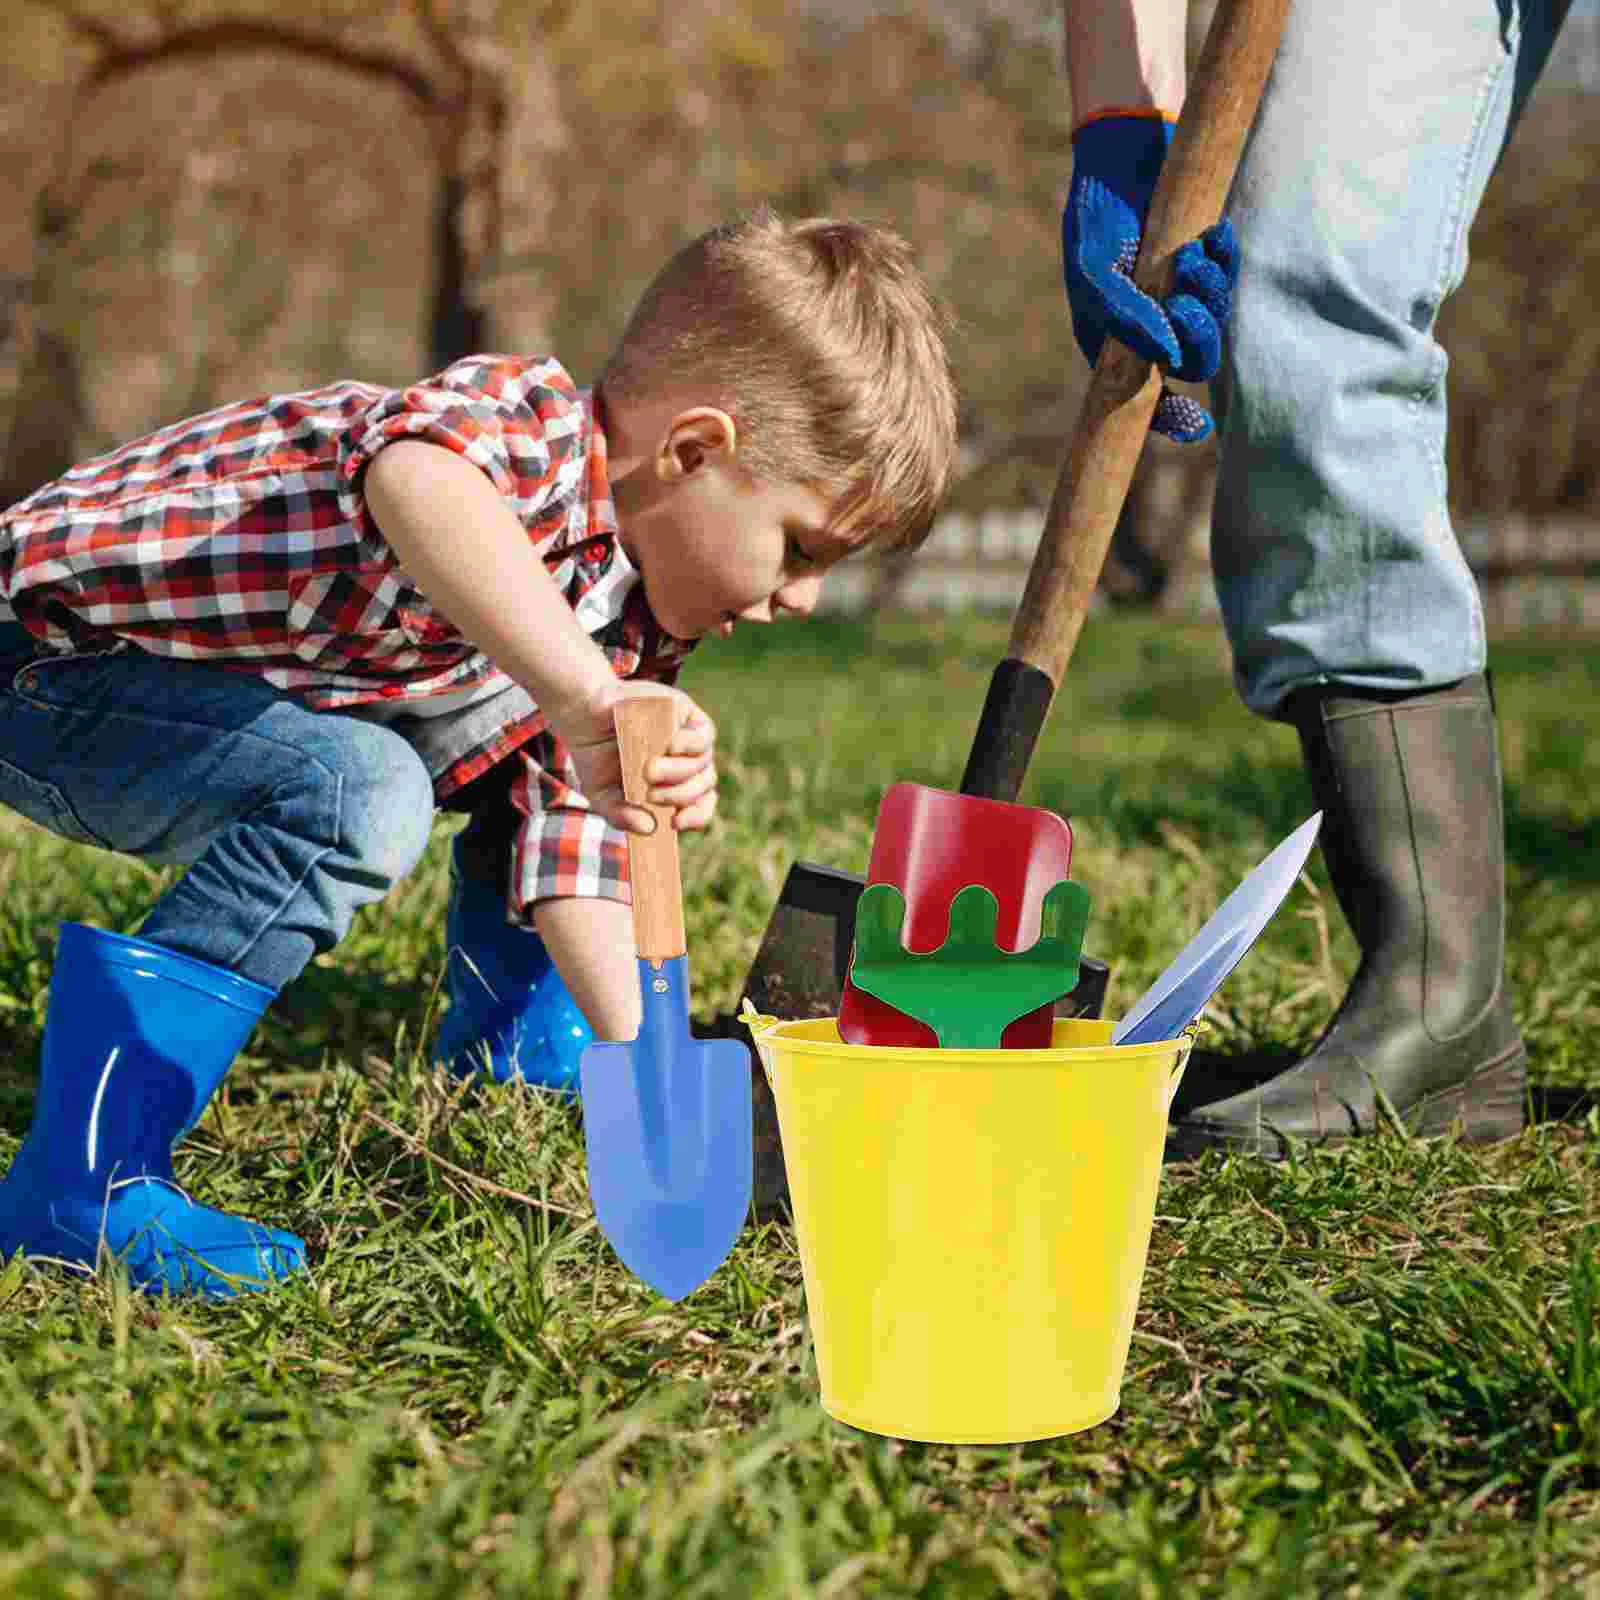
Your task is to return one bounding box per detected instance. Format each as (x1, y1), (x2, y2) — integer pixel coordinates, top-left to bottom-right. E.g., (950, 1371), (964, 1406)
(819, 507), (1600, 629)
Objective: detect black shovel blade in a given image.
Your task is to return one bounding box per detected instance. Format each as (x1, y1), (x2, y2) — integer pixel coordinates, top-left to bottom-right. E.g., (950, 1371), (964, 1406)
(742, 862), (861, 1020)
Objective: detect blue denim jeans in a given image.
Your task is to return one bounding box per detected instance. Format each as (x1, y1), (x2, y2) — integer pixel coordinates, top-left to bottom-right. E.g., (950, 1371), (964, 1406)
(0, 622), (435, 991)
(1212, 0), (1573, 715)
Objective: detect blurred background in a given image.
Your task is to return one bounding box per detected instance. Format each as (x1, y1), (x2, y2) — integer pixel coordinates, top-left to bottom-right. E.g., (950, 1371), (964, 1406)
(2, 0), (1597, 625)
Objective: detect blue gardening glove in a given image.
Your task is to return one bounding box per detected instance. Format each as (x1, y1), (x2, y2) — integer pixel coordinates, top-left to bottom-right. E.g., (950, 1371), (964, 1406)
(1063, 114), (1238, 443)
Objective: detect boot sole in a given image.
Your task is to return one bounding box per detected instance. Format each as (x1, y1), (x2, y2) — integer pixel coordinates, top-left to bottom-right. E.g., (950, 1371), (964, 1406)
(1404, 1041), (1528, 1142)
(1169, 1041), (1529, 1160)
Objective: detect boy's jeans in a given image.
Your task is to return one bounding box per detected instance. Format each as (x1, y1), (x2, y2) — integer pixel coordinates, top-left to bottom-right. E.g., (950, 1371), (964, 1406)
(1211, 0), (1571, 715)
(0, 622), (435, 991)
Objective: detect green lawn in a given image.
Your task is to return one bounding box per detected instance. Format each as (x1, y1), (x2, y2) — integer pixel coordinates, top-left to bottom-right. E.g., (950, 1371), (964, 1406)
(2, 612), (1597, 1597)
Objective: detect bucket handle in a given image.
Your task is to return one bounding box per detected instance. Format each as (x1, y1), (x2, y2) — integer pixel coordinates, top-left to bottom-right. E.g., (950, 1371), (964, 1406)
(1167, 1022), (1201, 1110)
(739, 998), (781, 1087)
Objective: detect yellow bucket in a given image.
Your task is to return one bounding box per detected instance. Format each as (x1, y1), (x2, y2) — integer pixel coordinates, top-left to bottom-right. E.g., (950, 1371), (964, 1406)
(746, 1014), (1192, 1444)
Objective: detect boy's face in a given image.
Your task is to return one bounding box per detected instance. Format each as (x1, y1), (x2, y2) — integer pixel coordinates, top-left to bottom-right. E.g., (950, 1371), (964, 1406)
(614, 408), (860, 642)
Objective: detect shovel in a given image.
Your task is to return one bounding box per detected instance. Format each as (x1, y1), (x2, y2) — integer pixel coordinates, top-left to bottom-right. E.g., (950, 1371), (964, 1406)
(579, 694), (753, 1301)
(741, 0), (1292, 1199)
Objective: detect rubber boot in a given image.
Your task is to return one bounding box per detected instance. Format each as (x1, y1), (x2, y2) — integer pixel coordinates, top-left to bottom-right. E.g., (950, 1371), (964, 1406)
(0, 923), (306, 1296)
(434, 831), (593, 1094)
(1169, 674), (1527, 1157)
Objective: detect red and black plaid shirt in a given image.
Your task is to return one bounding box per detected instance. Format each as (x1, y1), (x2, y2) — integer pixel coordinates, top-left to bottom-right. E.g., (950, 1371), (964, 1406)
(0, 354), (695, 912)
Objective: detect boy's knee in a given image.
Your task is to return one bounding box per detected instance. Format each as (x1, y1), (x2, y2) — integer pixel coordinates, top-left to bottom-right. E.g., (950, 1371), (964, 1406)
(331, 721), (435, 888)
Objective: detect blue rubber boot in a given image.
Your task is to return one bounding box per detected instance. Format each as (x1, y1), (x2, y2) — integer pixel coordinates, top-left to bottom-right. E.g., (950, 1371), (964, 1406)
(0, 923), (306, 1298)
(434, 833), (593, 1095)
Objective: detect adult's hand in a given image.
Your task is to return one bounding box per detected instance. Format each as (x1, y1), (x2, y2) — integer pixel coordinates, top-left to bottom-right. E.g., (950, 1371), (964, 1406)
(1063, 113), (1237, 443)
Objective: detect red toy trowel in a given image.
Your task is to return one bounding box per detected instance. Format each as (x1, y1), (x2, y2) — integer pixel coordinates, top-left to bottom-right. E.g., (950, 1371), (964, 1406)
(837, 782), (1075, 1048)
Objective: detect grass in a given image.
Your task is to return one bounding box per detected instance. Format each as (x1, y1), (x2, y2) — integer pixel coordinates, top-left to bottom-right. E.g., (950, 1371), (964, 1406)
(1, 610), (1598, 1598)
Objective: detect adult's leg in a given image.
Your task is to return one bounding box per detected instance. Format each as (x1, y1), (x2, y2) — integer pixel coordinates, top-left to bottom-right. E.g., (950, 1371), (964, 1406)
(1211, 0), (1573, 709)
(1178, 0), (1572, 1153)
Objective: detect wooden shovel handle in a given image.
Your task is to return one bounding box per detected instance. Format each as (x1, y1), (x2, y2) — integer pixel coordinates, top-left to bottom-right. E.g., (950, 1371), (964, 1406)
(614, 694), (686, 964)
(960, 0), (1290, 805)
(1010, 0), (1291, 682)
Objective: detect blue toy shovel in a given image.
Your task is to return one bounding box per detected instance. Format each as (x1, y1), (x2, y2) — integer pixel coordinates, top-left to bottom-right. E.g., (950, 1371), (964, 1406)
(1112, 813), (1322, 1045)
(579, 695), (753, 1301)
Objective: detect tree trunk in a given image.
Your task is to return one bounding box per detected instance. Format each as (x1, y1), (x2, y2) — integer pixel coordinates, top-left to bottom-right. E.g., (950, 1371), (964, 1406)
(429, 172), (490, 368)
(0, 324), (87, 508)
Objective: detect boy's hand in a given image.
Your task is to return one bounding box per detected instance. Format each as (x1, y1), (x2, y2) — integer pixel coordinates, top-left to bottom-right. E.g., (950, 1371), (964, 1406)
(554, 682), (719, 836)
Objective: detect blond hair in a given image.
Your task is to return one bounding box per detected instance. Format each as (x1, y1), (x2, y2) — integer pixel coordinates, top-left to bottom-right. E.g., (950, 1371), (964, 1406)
(599, 209), (957, 551)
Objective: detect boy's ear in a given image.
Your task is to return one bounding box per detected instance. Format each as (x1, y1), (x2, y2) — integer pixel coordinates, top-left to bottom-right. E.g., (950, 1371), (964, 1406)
(657, 407), (738, 481)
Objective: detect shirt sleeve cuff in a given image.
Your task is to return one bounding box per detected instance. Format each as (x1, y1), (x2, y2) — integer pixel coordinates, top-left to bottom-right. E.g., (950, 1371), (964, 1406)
(509, 805), (631, 919)
(334, 355), (573, 553)
(338, 407), (522, 554)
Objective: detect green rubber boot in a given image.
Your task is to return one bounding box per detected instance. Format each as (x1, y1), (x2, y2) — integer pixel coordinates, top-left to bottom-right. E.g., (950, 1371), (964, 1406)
(1169, 674), (1527, 1158)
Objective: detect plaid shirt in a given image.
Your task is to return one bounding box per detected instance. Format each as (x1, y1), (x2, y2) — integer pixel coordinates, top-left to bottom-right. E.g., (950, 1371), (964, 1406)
(0, 354), (695, 915)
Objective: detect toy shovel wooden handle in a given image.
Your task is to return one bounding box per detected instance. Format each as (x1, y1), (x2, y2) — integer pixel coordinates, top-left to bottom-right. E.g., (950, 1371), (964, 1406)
(614, 695), (686, 964)
(960, 0), (1292, 804)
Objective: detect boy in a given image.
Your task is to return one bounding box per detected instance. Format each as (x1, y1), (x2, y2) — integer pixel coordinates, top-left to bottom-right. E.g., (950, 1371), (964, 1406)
(0, 210), (958, 1298)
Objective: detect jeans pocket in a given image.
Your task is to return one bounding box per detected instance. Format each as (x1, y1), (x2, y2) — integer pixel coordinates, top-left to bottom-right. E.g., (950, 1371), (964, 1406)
(0, 753), (106, 847)
(8, 641), (131, 713)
